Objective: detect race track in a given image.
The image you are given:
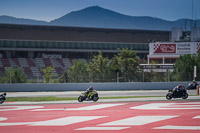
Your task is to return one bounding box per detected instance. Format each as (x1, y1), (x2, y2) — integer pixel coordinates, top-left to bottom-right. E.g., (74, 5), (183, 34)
(0, 101), (200, 133)
(5, 89), (197, 97)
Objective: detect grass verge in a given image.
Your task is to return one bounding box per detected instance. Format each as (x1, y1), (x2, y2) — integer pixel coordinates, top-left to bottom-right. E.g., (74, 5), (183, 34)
(6, 96), (163, 102)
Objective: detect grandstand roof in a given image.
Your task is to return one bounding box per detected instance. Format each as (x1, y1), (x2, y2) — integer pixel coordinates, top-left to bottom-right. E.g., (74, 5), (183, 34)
(0, 23), (170, 43)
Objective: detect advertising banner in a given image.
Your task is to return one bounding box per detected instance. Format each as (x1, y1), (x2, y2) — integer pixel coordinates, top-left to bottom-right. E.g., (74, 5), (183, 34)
(154, 44), (176, 53)
(150, 42), (200, 55)
(42, 53), (62, 58)
(176, 43), (191, 54)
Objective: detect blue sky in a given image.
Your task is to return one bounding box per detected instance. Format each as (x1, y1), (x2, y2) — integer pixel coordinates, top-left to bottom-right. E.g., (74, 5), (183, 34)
(0, 0), (199, 22)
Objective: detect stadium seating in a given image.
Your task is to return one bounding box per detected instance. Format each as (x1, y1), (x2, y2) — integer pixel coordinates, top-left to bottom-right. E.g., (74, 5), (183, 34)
(23, 67), (33, 77)
(30, 67), (41, 77)
(0, 58), (88, 79)
(18, 58), (28, 67)
(26, 58), (36, 67)
(1, 58), (10, 67)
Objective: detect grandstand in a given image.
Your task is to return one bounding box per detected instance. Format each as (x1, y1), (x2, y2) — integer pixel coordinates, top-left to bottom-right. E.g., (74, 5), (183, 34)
(0, 23), (170, 79)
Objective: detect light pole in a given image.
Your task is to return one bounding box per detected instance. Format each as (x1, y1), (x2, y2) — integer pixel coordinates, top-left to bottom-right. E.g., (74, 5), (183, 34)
(194, 65), (196, 81)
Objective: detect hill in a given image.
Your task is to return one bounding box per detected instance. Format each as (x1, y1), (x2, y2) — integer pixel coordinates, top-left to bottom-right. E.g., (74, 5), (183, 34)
(0, 6), (199, 31)
(0, 15), (47, 25)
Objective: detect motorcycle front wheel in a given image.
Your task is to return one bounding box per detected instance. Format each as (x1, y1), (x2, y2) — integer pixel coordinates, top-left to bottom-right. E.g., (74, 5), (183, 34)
(93, 96), (99, 102)
(182, 93), (188, 99)
(166, 93), (172, 100)
(0, 99), (5, 104)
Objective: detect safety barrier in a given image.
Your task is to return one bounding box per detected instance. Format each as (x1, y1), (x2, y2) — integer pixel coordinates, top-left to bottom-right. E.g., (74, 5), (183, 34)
(0, 82), (191, 92)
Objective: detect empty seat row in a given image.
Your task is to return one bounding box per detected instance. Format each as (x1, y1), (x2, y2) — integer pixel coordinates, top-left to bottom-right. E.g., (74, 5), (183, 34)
(0, 58), (88, 79)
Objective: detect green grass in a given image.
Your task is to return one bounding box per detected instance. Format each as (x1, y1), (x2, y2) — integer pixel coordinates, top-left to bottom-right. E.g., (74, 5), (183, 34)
(6, 97), (77, 102)
(6, 96), (163, 102)
(100, 96), (162, 99)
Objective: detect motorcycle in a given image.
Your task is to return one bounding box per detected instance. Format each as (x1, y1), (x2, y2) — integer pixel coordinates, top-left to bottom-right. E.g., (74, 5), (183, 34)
(0, 93), (6, 104)
(187, 82), (198, 90)
(78, 90), (99, 102)
(166, 87), (188, 100)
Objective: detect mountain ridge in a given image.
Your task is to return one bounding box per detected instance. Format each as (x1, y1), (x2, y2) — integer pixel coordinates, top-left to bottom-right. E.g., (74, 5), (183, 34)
(0, 6), (199, 31)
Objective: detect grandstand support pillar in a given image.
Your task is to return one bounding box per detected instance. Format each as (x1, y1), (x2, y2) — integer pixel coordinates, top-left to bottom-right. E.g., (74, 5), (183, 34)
(163, 57), (165, 64)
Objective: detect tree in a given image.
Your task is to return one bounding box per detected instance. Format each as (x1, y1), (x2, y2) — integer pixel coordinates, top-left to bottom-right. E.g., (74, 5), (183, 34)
(173, 54), (196, 81)
(195, 52), (200, 81)
(59, 70), (68, 83)
(66, 60), (88, 82)
(115, 48), (139, 82)
(148, 61), (164, 82)
(0, 75), (4, 83)
(110, 55), (121, 82)
(1, 67), (26, 83)
(41, 66), (54, 83)
(87, 51), (110, 82)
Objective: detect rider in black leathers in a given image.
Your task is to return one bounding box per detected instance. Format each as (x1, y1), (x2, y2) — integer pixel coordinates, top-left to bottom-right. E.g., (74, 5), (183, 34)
(172, 84), (184, 94)
(188, 80), (198, 89)
(0, 93), (6, 102)
(0, 93), (6, 97)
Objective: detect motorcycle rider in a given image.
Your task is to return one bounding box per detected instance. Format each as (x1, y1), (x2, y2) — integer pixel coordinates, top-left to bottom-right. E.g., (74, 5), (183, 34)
(188, 80), (198, 89)
(0, 92), (6, 101)
(85, 86), (94, 100)
(172, 84), (184, 94)
(0, 92), (6, 98)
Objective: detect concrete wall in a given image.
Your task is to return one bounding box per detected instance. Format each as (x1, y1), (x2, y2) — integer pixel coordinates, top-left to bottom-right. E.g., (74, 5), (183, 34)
(0, 82), (191, 92)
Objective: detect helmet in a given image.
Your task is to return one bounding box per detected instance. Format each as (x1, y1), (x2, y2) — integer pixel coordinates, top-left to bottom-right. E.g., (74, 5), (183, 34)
(3, 93), (6, 96)
(178, 84), (182, 88)
(89, 86), (93, 91)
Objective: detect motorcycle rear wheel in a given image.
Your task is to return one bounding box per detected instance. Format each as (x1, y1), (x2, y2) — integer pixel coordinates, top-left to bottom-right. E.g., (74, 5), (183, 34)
(166, 93), (172, 100)
(78, 96), (84, 102)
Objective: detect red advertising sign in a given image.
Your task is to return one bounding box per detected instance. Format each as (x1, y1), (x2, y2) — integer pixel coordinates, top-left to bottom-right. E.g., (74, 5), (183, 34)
(154, 44), (176, 53)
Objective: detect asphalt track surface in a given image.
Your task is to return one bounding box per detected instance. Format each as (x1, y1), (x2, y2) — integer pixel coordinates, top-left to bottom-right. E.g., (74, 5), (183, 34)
(1, 90), (200, 133)
(1, 101), (200, 133)
(5, 89), (198, 98)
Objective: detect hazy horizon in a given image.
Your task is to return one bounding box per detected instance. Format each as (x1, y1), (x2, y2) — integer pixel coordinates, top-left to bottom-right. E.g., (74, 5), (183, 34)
(0, 0), (199, 22)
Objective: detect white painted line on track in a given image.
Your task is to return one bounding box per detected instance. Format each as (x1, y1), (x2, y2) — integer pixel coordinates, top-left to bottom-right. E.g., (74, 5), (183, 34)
(0, 106), (44, 111)
(130, 102), (200, 110)
(154, 125), (200, 130)
(193, 115), (200, 119)
(0, 117), (7, 121)
(31, 109), (65, 111)
(0, 116), (107, 126)
(176, 102), (200, 104)
(76, 127), (130, 130)
(29, 116), (106, 126)
(30, 103), (126, 111)
(100, 116), (178, 126)
(66, 103), (126, 110)
(0, 122), (31, 126)
(130, 103), (174, 110)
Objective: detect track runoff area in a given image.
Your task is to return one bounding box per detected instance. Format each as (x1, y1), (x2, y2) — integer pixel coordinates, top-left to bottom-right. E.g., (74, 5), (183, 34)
(0, 101), (200, 133)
